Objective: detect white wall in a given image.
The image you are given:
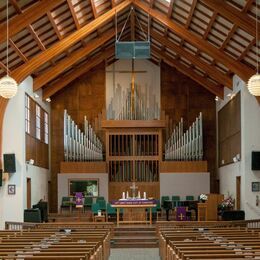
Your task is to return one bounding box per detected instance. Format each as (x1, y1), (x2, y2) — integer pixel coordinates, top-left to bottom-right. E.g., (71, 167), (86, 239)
(160, 172), (210, 200)
(0, 77), (50, 229)
(58, 173), (108, 208)
(217, 75), (260, 219)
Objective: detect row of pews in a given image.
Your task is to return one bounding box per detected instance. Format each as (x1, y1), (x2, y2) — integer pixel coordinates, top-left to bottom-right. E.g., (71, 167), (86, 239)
(0, 222), (114, 259)
(157, 220), (260, 260)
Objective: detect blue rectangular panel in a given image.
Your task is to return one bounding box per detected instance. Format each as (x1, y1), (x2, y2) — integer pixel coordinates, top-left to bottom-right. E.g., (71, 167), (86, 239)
(115, 41), (150, 59)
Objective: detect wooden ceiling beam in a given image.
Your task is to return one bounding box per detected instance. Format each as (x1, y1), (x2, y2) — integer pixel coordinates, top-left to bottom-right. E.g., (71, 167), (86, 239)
(150, 29), (232, 88)
(67, 0), (80, 29)
(152, 47), (224, 98)
(200, 0), (258, 38)
(34, 28), (116, 91)
(47, 11), (62, 40)
(27, 25), (46, 51)
(10, 0), (132, 84)
(0, 0), (65, 44)
(90, 0), (98, 18)
(8, 39), (28, 62)
(186, 0), (197, 28)
(0, 62), (9, 73)
(133, 0), (254, 82)
(10, 0), (22, 14)
(131, 8), (135, 41)
(42, 47), (115, 99)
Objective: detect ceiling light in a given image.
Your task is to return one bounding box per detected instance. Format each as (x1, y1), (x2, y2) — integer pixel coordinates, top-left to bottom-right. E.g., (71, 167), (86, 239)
(0, 0), (18, 99)
(46, 97), (51, 102)
(247, 0), (260, 96)
(34, 93), (39, 98)
(227, 93), (232, 97)
(215, 96), (219, 101)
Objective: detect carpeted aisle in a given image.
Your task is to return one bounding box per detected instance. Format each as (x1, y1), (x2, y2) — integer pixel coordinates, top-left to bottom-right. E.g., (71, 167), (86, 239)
(109, 248), (160, 260)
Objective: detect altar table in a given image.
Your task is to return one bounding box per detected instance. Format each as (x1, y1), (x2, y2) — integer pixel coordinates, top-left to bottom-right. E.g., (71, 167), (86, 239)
(111, 200), (156, 225)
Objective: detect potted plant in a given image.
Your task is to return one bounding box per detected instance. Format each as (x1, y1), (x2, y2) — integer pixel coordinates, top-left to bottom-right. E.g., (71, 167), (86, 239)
(218, 195), (235, 212)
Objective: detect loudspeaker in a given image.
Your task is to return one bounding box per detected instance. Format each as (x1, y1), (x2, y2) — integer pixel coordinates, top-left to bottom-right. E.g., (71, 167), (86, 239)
(3, 154), (16, 173)
(0, 169), (2, 187)
(252, 151), (260, 170)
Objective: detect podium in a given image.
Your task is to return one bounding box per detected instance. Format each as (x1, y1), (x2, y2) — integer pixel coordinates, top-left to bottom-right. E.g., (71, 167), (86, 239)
(197, 194), (224, 221)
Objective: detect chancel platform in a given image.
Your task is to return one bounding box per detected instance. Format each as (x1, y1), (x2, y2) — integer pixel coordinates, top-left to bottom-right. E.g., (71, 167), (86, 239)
(112, 199), (156, 225)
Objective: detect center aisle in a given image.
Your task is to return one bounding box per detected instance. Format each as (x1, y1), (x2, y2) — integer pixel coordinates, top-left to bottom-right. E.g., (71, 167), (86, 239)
(109, 248), (160, 260)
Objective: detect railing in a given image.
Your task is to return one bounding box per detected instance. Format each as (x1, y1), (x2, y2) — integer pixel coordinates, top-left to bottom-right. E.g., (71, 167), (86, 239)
(64, 110), (103, 161)
(5, 221), (37, 230)
(165, 112), (203, 161)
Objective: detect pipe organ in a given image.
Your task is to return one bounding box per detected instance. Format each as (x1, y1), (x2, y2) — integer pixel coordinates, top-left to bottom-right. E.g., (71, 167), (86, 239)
(165, 112), (203, 161)
(64, 110), (103, 162)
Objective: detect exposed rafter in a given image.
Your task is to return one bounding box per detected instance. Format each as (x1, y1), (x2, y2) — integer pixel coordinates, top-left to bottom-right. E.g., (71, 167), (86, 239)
(42, 48), (115, 99)
(10, 0), (132, 84)
(152, 47), (224, 98)
(133, 0), (254, 82)
(0, 0), (65, 43)
(150, 29), (232, 88)
(200, 0), (259, 38)
(9, 39), (28, 62)
(67, 0), (80, 29)
(34, 28), (116, 90)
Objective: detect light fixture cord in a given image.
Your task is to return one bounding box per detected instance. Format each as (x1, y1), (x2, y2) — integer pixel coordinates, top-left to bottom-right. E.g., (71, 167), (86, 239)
(6, 0), (9, 76)
(257, 0), (259, 74)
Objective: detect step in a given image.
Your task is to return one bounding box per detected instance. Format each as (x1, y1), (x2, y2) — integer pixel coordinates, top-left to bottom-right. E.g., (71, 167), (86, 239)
(112, 236), (157, 243)
(114, 230), (156, 236)
(114, 227), (155, 232)
(111, 241), (158, 248)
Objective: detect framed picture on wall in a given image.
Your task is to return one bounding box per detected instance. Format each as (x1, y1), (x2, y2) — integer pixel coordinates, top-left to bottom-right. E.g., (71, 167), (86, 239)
(8, 184), (16, 195)
(252, 182), (260, 192)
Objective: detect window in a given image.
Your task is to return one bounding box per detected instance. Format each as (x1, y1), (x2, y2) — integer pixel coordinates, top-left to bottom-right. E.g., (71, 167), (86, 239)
(36, 104), (41, 140)
(44, 112), (49, 144)
(25, 95), (30, 134)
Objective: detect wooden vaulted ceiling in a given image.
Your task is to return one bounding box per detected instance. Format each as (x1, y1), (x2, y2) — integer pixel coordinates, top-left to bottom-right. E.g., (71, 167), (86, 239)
(0, 0), (259, 99)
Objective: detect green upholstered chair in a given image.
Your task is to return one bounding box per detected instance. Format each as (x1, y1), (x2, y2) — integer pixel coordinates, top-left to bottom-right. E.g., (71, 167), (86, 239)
(161, 196), (170, 206)
(97, 199), (106, 211)
(60, 196), (71, 213)
(186, 195), (194, 201)
(172, 196), (180, 208)
(91, 203), (100, 221)
(106, 203), (116, 221)
(84, 197), (93, 212)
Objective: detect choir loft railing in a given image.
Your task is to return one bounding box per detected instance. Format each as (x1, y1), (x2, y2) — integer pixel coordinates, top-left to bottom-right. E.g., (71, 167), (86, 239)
(165, 112), (203, 161)
(64, 110), (103, 161)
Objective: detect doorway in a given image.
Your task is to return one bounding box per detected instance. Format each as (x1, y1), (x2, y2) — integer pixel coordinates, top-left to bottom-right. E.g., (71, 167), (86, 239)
(26, 178), (31, 209)
(236, 176), (241, 210)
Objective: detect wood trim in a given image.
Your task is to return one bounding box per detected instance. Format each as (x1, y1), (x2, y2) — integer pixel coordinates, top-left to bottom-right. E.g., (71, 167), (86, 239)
(60, 162), (107, 173)
(150, 29), (232, 89)
(0, 98), (8, 168)
(42, 48), (114, 99)
(200, 0), (259, 38)
(34, 28), (115, 91)
(153, 48), (224, 98)
(160, 161), (208, 173)
(0, 0), (65, 43)
(101, 120), (166, 128)
(10, 0), (132, 84)
(133, 0), (254, 83)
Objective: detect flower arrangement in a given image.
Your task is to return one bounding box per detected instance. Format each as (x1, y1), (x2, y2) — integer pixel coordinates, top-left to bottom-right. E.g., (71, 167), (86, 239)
(218, 195), (235, 210)
(199, 194), (208, 202)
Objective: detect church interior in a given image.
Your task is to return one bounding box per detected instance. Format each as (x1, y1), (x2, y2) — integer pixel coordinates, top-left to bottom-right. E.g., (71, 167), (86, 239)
(0, 0), (260, 259)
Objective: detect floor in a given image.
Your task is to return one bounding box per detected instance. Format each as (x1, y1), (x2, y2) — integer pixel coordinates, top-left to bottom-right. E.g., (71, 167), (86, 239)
(109, 248), (160, 260)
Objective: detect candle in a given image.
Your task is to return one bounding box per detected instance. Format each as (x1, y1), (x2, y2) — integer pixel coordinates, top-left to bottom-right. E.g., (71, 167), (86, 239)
(143, 192), (146, 199)
(122, 192), (125, 199)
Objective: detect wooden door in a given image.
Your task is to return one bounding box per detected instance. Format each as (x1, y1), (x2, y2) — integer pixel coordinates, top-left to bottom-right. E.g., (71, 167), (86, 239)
(27, 178), (31, 209)
(236, 176), (241, 210)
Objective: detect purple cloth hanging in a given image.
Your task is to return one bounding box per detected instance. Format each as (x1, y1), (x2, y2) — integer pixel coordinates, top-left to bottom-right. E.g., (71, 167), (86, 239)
(75, 192), (83, 206)
(176, 207), (187, 221)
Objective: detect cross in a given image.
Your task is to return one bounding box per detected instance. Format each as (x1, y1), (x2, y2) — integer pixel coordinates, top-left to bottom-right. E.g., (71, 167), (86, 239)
(130, 181), (138, 199)
(178, 213), (185, 221)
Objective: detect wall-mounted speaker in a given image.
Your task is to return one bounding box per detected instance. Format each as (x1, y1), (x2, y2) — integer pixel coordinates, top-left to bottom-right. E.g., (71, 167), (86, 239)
(3, 154), (16, 173)
(0, 169), (2, 187)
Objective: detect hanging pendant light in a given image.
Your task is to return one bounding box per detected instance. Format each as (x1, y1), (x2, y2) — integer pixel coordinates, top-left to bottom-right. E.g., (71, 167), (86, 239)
(248, 0), (260, 96)
(0, 0), (18, 99)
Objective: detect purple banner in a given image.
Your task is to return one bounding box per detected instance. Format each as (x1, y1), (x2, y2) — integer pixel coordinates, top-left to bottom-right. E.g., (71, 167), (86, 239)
(75, 192), (83, 206)
(176, 207), (187, 221)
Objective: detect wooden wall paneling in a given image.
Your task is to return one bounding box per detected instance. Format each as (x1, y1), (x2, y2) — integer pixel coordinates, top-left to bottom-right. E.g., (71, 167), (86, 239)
(50, 62), (106, 212)
(161, 62), (216, 191)
(218, 92), (241, 166)
(160, 161), (208, 173)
